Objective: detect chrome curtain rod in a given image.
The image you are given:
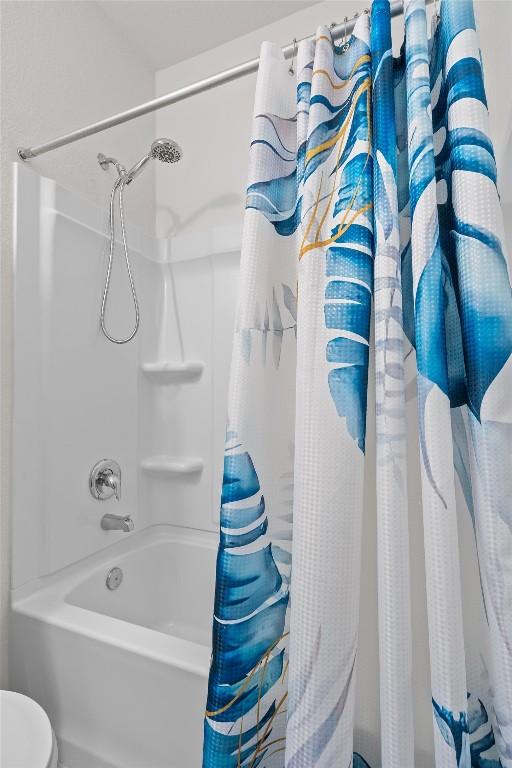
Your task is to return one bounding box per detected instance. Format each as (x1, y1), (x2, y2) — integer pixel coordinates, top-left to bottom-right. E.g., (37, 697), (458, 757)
(17, 0), (429, 161)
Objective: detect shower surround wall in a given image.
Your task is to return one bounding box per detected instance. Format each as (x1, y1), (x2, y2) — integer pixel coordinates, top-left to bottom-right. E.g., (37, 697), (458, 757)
(10, 163), (239, 767)
(11, 163), (240, 587)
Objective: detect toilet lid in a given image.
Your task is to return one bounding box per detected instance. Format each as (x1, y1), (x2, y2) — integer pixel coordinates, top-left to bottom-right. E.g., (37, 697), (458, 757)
(0, 691), (54, 768)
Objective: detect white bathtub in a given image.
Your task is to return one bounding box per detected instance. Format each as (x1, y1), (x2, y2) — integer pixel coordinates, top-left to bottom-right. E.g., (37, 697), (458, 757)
(10, 525), (217, 768)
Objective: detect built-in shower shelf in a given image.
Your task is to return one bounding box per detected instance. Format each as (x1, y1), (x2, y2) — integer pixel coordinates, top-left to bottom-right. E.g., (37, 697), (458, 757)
(141, 456), (204, 475)
(141, 361), (204, 380)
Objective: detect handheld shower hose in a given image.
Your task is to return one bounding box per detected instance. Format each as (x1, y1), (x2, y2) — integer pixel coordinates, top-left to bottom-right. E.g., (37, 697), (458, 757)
(98, 138), (183, 344)
(100, 175), (139, 344)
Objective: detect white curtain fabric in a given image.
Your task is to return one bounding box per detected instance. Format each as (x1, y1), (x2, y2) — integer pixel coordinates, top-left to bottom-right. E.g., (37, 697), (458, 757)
(203, 2), (512, 766)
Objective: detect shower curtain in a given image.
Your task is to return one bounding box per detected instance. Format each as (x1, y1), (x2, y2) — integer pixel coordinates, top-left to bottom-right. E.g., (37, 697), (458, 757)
(203, 0), (512, 766)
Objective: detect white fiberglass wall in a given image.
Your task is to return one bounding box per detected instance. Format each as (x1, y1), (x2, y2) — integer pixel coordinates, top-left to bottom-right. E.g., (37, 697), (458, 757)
(11, 163), (240, 588)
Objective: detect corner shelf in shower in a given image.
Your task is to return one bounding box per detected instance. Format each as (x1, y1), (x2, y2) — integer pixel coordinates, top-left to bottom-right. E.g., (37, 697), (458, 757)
(141, 456), (204, 476)
(141, 361), (204, 381)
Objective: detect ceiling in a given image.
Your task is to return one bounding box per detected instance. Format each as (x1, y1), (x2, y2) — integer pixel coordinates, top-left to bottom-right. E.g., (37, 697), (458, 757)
(95, 1), (319, 71)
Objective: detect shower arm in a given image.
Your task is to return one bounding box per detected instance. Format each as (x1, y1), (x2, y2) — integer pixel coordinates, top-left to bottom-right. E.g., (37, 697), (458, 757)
(17, 0), (434, 162)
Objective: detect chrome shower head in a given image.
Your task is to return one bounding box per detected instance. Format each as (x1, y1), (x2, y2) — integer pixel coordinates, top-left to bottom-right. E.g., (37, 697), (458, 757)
(124, 138), (182, 184)
(150, 138), (183, 164)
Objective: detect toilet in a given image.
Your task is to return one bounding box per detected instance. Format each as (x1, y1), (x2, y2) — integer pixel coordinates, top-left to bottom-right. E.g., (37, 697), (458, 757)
(0, 691), (58, 768)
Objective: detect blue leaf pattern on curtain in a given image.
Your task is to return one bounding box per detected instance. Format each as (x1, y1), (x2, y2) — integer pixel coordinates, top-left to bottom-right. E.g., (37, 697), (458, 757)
(429, 0), (512, 760)
(204, 435), (290, 767)
(203, 1), (511, 766)
(395, 0), (512, 764)
(402, 1), (472, 764)
(286, 18), (373, 768)
(300, 31), (373, 453)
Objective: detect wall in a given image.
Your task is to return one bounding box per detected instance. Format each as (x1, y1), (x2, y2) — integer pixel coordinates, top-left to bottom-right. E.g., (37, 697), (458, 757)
(0, 0), (156, 688)
(10, 161), (241, 583)
(11, 165), (145, 587)
(138, 224), (240, 536)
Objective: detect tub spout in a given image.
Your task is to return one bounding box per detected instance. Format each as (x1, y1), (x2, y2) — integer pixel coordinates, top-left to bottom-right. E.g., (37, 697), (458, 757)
(101, 513), (134, 532)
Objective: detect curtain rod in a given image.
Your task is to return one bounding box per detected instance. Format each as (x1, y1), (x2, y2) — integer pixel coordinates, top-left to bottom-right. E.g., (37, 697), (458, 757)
(17, 0), (430, 161)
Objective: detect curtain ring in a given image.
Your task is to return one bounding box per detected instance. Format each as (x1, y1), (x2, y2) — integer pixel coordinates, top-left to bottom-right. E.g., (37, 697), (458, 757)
(288, 37), (297, 76)
(342, 16), (350, 52)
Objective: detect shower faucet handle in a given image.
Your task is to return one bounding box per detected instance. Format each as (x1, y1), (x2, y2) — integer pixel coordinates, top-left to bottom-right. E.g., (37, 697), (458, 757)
(89, 459), (121, 501)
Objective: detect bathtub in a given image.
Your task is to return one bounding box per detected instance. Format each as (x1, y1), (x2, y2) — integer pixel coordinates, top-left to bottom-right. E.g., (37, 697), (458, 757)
(10, 525), (217, 768)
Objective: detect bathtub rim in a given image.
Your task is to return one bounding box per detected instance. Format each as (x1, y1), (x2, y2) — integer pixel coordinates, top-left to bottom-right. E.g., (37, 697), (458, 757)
(11, 524), (217, 678)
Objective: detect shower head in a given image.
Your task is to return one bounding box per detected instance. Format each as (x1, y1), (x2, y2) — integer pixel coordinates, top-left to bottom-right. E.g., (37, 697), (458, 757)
(124, 138), (183, 184)
(150, 138), (183, 164)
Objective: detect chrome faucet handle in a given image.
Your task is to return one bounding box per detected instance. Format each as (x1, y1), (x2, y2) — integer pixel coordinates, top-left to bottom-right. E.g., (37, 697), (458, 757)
(90, 459), (121, 501)
(102, 470), (121, 501)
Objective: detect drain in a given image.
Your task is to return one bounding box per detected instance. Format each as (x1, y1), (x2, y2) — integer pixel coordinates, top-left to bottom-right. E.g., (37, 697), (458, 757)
(106, 566), (123, 590)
